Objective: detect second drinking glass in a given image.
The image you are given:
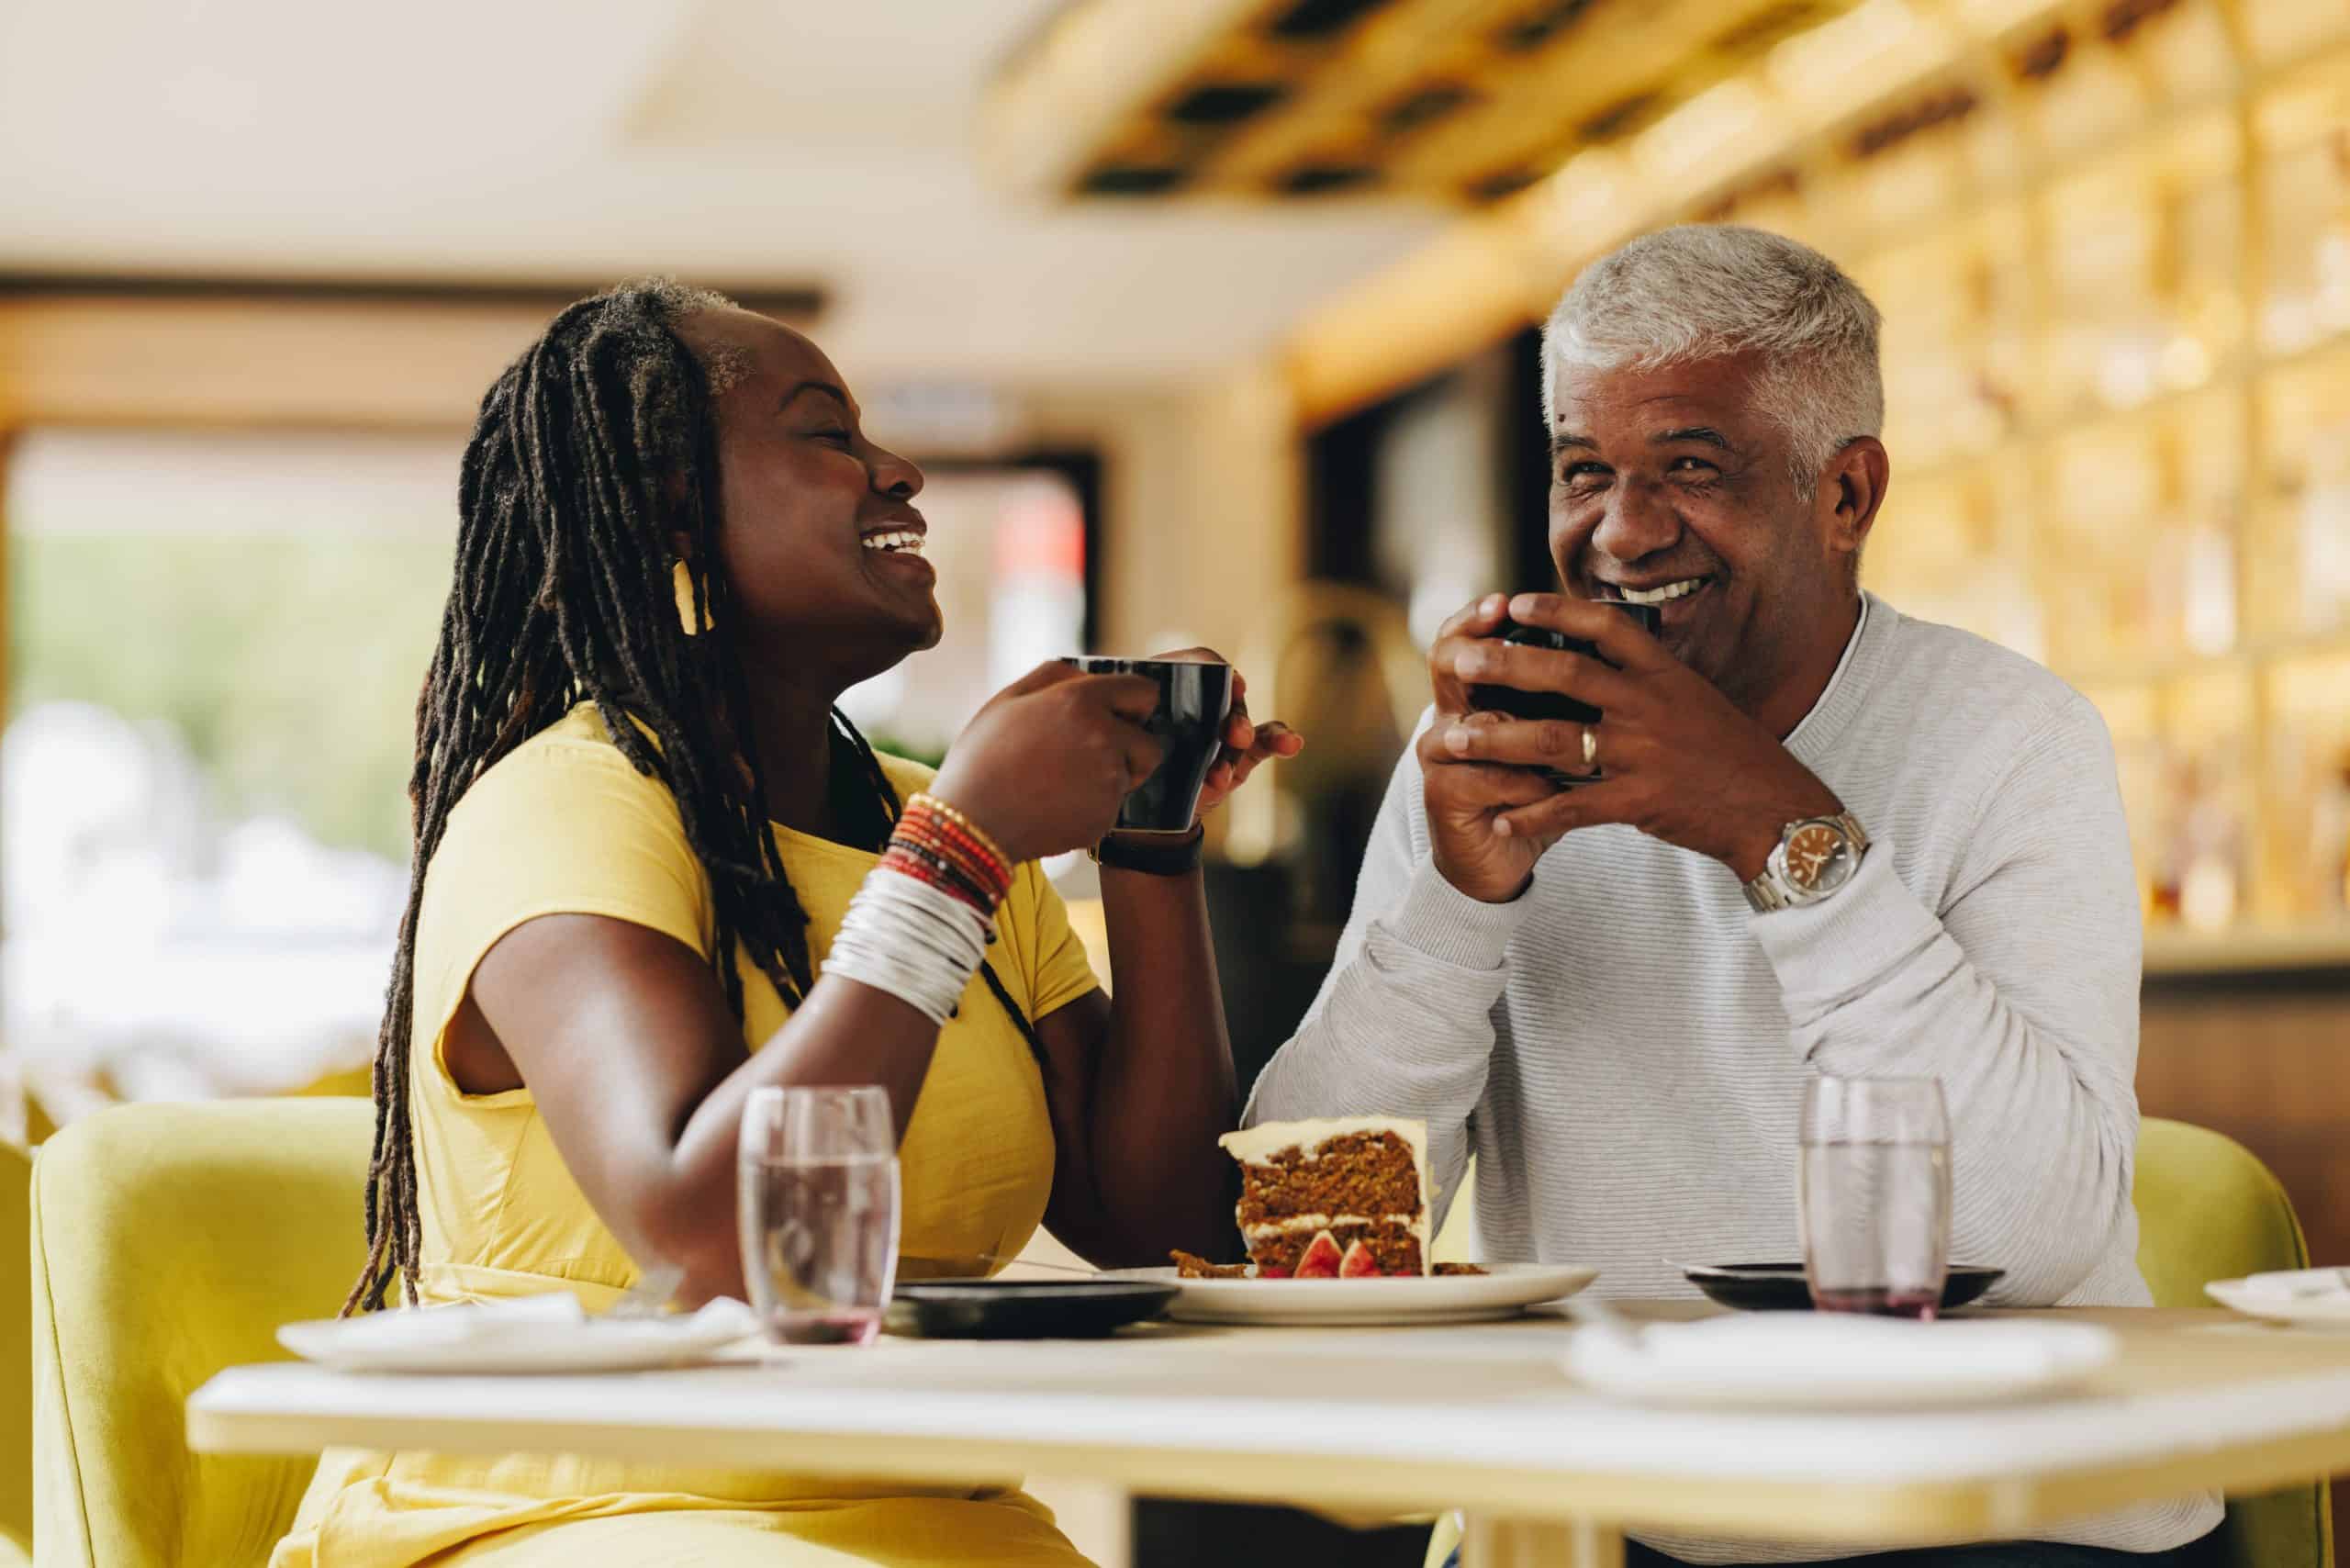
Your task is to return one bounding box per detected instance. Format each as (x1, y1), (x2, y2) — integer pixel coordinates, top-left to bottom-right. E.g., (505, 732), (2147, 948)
(738, 1085), (901, 1346)
(1799, 1076), (1951, 1320)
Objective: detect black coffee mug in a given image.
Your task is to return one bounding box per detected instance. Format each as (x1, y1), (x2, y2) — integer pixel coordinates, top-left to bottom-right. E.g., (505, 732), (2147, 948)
(1059, 656), (1235, 834)
(1467, 599), (1660, 781)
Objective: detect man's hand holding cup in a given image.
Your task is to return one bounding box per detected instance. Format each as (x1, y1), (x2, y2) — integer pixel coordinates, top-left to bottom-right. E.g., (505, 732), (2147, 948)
(1423, 592), (1844, 901)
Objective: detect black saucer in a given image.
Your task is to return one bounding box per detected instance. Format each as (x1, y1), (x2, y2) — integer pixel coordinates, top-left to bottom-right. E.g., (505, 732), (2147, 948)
(1681, 1262), (2005, 1313)
(884, 1279), (1179, 1339)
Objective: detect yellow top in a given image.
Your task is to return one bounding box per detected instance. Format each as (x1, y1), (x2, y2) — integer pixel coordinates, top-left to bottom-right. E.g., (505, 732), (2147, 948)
(273, 703), (1102, 1568)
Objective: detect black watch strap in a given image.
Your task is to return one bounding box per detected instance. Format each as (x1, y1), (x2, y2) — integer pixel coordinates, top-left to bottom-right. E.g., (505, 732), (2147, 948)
(1090, 826), (1205, 876)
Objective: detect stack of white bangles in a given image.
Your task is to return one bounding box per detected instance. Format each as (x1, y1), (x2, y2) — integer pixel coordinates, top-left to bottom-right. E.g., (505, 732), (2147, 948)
(820, 866), (995, 1025)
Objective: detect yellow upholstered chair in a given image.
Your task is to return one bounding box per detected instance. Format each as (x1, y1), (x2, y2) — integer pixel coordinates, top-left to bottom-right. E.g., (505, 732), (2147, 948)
(1427, 1119), (2333, 1568)
(2135, 1117), (2333, 1568)
(2, 1137), (33, 1565)
(31, 1099), (370, 1568)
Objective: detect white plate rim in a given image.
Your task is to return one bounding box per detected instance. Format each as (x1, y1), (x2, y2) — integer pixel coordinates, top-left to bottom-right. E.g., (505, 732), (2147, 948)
(2206, 1278), (2350, 1327)
(275, 1315), (755, 1373)
(1106, 1261), (1598, 1325)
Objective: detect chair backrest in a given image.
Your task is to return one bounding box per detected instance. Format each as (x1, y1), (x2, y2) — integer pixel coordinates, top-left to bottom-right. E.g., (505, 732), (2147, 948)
(2, 1138), (32, 1561)
(31, 1099), (371, 1568)
(2134, 1117), (2333, 1568)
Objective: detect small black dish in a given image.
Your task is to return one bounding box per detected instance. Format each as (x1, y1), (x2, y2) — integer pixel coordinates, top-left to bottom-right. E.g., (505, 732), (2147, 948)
(1681, 1262), (2006, 1314)
(884, 1279), (1179, 1339)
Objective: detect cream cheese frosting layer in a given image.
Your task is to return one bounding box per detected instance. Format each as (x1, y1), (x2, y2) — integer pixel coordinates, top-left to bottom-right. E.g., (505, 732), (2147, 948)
(1239, 1211), (1422, 1237)
(1221, 1116), (1434, 1272)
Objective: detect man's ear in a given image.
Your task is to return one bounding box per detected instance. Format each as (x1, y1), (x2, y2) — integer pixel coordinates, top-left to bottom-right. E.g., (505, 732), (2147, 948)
(1819, 436), (1889, 570)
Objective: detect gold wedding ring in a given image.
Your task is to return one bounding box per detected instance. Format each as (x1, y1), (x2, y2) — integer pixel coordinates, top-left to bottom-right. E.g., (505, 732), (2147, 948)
(1581, 725), (1599, 771)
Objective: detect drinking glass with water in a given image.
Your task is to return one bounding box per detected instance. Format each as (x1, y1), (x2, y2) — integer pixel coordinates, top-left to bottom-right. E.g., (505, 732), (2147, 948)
(738, 1085), (901, 1346)
(1799, 1076), (1951, 1319)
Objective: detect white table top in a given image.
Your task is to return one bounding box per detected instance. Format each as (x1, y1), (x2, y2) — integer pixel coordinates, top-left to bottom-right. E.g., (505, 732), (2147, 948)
(187, 1306), (2350, 1545)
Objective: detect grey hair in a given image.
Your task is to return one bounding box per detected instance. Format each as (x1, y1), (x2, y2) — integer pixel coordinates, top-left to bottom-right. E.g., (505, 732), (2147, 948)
(1542, 225), (1884, 498)
(632, 276), (755, 395)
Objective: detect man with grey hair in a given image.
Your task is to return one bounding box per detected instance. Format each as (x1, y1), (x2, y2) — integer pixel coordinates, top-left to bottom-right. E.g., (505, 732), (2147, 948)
(1249, 226), (2218, 1567)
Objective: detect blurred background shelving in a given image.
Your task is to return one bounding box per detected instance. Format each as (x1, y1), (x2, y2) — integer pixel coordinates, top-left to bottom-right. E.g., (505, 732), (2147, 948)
(1839, 7), (2350, 963)
(1265, 0), (2350, 975)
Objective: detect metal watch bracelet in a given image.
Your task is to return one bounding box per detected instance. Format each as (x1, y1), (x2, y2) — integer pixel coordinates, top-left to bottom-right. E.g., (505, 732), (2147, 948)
(1741, 811), (1869, 914)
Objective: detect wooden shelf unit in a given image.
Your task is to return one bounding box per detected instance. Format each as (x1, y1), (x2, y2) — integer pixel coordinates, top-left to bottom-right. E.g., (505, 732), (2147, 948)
(1589, 0), (2350, 969)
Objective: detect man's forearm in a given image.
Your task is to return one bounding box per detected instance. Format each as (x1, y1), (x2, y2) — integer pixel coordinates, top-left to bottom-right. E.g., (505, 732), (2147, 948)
(1751, 840), (2140, 1304)
(1247, 858), (1526, 1215)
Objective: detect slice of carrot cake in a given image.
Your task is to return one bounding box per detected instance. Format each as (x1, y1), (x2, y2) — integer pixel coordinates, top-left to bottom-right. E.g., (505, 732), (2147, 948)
(1217, 1117), (1432, 1278)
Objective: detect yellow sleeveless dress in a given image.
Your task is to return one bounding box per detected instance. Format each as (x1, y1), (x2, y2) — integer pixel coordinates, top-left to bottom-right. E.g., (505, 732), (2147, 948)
(271, 704), (1103, 1567)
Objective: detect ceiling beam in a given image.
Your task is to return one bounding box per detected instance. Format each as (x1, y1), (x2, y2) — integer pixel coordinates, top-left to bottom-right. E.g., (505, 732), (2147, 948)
(1281, 0), (2072, 423)
(0, 277), (823, 431)
(979, 0), (1273, 198)
(0, 274), (824, 321)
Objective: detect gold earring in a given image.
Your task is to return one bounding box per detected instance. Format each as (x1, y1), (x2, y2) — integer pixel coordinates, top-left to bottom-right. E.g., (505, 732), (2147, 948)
(672, 559), (714, 635)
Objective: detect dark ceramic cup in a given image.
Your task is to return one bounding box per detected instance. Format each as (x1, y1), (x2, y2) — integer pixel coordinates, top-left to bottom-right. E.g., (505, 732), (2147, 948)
(1060, 656), (1235, 834)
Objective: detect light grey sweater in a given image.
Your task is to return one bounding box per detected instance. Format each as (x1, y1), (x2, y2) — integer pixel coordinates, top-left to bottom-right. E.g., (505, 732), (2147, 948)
(1247, 595), (2219, 1560)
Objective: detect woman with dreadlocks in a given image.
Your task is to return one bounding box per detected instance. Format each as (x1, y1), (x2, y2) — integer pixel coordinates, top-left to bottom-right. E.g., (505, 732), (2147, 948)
(271, 281), (1298, 1568)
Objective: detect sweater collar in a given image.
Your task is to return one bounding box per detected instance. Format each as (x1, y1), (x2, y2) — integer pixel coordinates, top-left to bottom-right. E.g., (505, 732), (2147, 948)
(1781, 591), (1893, 764)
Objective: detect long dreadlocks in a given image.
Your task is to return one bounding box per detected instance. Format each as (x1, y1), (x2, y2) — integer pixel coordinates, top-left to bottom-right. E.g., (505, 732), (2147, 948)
(344, 280), (1034, 1314)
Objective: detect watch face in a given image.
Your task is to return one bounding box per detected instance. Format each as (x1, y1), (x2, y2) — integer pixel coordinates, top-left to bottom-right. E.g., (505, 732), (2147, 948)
(1784, 823), (1849, 891)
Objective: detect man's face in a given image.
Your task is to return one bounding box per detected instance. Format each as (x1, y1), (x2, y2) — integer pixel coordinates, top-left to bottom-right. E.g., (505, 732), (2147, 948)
(1547, 349), (1851, 711)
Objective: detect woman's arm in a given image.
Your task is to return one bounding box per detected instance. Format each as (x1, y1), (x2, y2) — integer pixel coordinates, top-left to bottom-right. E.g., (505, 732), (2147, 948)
(463, 916), (952, 1308)
(1031, 863), (1237, 1268)
(1033, 666), (1301, 1269)
(458, 663), (1174, 1308)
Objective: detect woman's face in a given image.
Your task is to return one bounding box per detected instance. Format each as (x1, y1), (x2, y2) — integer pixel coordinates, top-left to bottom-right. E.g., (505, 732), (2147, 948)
(677, 308), (938, 684)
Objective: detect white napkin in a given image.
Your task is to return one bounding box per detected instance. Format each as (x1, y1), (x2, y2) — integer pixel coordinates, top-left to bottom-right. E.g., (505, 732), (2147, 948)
(1565, 1313), (2119, 1407)
(278, 1292), (761, 1372)
(1628, 1315), (2103, 1375)
(2236, 1268), (2350, 1302)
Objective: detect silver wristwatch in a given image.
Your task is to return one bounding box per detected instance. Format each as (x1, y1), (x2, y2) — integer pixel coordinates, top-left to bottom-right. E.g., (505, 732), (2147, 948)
(1742, 811), (1870, 913)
